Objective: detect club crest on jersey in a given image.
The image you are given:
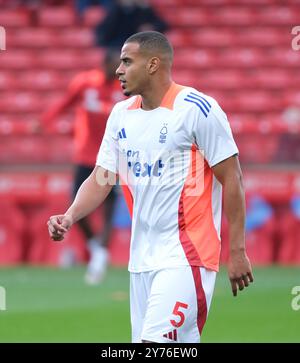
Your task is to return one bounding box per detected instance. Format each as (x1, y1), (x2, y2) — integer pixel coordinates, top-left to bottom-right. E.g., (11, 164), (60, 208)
(159, 123), (168, 144)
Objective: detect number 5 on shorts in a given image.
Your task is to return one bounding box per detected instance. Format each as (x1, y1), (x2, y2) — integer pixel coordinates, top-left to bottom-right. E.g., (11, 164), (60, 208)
(170, 301), (189, 328)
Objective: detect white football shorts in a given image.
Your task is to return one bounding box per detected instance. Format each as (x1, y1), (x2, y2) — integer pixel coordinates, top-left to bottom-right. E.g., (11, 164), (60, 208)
(130, 266), (216, 343)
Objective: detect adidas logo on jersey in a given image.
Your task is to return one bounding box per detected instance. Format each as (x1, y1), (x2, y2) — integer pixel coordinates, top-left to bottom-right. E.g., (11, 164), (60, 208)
(163, 329), (178, 341)
(117, 128), (127, 139)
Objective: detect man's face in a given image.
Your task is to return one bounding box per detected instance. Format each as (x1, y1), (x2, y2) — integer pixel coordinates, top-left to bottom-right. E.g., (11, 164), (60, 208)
(116, 42), (149, 97)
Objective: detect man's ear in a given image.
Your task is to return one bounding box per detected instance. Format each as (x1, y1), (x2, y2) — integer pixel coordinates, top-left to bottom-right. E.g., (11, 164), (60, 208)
(147, 57), (160, 74)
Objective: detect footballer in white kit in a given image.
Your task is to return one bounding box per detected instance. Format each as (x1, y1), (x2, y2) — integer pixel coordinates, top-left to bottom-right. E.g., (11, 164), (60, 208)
(97, 82), (239, 343)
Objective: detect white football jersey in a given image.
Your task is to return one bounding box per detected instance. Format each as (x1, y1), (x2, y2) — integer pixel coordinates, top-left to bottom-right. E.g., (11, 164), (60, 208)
(97, 83), (238, 273)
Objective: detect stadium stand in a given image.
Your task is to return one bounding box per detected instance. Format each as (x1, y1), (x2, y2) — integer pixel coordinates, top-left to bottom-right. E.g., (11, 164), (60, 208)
(0, 0), (299, 266)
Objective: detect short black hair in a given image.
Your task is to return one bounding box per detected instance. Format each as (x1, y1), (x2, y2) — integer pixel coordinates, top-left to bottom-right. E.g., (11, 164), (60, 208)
(124, 31), (173, 63)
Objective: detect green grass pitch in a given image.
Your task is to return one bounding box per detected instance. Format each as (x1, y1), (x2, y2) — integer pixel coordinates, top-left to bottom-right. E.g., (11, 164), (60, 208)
(0, 266), (299, 342)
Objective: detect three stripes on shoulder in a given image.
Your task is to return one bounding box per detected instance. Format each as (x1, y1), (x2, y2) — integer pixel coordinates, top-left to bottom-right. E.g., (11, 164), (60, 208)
(184, 92), (212, 118)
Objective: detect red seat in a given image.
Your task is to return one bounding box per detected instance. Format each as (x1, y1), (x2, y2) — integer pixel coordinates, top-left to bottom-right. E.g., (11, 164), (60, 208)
(0, 92), (45, 114)
(235, 134), (280, 163)
(47, 135), (73, 164)
(56, 28), (93, 48)
(9, 28), (56, 48)
(0, 9), (31, 27)
(160, 8), (211, 27)
(38, 50), (82, 69)
(220, 48), (266, 68)
(80, 49), (104, 68)
(245, 218), (276, 265)
(18, 71), (69, 91)
(173, 70), (199, 88)
(108, 228), (131, 266)
(201, 71), (253, 90)
(190, 29), (236, 47)
(255, 70), (291, 89)
(284, 91), (300, 107)
(38, 7), (76, 27)
(235, 91), (282, 113)
(0, 50), (36, 69)
(174, 49), (217, 69)
(82, 6), (106, 27)
(237, 28), (285, 47)
(0, 202), (25, 265)
(0, 135), (48, 164)
(277, 211), (300, 265)
(0, 72), (17, 90)
(166, 30), (189, 48)
(0, 114), (42, 135)
(212, 7), (257, 26)
(220, 212), (276, 266)
(268, 49), (300, 68)
(0, 92), (43, 113)
(257, 6), (299, 25)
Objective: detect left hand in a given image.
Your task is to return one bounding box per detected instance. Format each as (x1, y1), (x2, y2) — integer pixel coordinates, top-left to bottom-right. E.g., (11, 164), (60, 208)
(227, 251), (254, 297)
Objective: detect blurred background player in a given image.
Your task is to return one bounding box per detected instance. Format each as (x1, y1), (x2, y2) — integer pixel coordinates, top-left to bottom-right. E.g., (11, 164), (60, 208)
(40, 48), (124, 284)
(94, 0), (168, 48)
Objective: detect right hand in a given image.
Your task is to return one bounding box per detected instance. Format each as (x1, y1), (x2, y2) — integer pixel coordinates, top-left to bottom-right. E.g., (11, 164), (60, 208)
(47, 215), (73, 241)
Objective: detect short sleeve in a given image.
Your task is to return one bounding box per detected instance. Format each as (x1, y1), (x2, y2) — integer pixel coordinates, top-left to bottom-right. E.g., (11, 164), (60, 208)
(192, 97), (239, 167)
(96, 106), (119, 173)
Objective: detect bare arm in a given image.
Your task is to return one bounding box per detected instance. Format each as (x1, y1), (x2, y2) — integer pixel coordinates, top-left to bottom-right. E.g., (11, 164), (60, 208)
(47, 166), (116, 241)
(212, 155), (254, 296)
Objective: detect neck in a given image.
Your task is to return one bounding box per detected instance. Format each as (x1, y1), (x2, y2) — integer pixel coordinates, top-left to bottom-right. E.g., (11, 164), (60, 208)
(140, 76), (173, 110)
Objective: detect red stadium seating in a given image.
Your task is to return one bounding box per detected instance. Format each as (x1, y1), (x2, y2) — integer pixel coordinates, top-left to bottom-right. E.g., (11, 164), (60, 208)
(0, 92), (42, 113)
(17, 71), (70, 91)
(0, 72), (17, 90)
(0, 135), (73, 164)
(221, 214), (276, 265)
(9, 28), (56, 48)
(255, 70), (294, 90)
(159, 9), (211, 27)
(1, 0), (299, 269)
(234, 91), (283, 113)
(277, 211), (300, 265)
(212, 7), (257, 26)
(37, 49), (104, 70)
(0, 9), (31, 27)
(237, 134), (280, 164)
(38, 7), (76, 27)
(82, 6), (106, 27)
(189, 29), (236, 48)
(0, 202), (25, 265)
(108, 228), (131, 266)
(245, 219), (276, 265)
(55, 28), (94, 48)
(174, 49), (218, 69)
(220, 48), (266, 68)
(256, 6), (299, 25)
(236, 28), (286, 47)
(0, 50), (36, 69)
